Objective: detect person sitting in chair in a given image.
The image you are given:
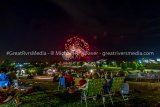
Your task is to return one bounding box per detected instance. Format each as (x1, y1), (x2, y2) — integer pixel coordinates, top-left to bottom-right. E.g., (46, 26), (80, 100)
(108, 74), (118, 91)
(79, 76), (87, 87)
(102, 77), (109, 94)
(78, 79), (90, 91)
(58, 74), (66, 89)
(64, 72), (74, 87)
(120, 79), (129, 95)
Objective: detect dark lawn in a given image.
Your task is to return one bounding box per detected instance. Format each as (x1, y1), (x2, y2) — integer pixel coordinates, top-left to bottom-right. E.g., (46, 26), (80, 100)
(18, 78), (160, 107)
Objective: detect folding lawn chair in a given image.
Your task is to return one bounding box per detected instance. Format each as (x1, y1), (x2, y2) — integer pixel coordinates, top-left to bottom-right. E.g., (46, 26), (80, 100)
(81, 79), (103, 107)
(102, 77), (126, 106)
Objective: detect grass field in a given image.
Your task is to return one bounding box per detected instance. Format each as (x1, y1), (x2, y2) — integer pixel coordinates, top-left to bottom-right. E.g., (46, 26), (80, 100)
(17, 76), (160, 107)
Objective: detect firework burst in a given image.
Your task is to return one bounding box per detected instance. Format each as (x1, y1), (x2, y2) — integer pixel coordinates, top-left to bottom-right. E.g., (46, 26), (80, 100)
(64, 35), (90, 59)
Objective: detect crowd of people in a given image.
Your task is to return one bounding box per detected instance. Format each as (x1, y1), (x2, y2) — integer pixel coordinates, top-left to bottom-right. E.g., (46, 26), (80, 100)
(0, 67), (140, 105)
(126, 71), (160, 80)
(0, 67), (21, 105)
(0, 68), (18, 88)
(1, 66), (160, 106)
(56, 69), (129, 95)
(53, 69), (125, 81)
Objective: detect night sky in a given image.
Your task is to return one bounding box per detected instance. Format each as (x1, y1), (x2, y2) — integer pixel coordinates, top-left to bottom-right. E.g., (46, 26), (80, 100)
(0, 0), (160, 61)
